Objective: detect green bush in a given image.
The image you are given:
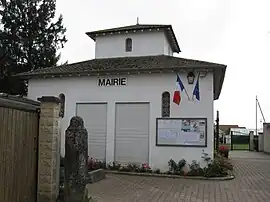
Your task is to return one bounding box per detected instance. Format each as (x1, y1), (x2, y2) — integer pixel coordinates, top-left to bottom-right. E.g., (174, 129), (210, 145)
(107, 161), (121, 170)
(88, 157), (106, 171)
(168, 159), (186, 173)
(119, 165), (133, 172)
(203, 154), (233, 177)
(103, 154), (233, 178)
(188, 160), (204, 176)
(153, 169), (161, 174)
(116, 162), (152, 173)
(218, 145), (229, 158)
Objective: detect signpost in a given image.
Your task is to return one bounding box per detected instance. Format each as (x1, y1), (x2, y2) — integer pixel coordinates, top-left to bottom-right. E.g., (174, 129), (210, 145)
(215, 110), (219, 151)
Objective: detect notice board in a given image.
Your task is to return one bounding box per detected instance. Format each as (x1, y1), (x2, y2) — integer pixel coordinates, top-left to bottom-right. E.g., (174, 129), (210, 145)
(156, 118), (207, 147)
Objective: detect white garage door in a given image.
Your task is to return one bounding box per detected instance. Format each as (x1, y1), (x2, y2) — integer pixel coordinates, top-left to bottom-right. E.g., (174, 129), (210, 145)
(115, 103), (149, 164)
(76, 103), (107, 161)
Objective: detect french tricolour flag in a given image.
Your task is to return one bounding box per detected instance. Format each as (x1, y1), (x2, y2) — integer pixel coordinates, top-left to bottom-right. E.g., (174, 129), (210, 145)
(173, 74), (186, 105)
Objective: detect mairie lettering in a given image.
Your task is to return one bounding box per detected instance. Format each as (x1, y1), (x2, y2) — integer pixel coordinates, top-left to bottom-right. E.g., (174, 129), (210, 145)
(98, 78), (127, 86)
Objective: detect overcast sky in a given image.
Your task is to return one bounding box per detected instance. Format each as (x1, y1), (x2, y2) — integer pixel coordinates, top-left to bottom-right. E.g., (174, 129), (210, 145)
(55, 0), (270, 129)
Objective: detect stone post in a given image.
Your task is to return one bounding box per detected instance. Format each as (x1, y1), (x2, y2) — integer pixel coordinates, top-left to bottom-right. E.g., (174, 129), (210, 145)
(258, 132), (264, 152)
(64, 116), (89, 202)
(37, 96), (61, 202)
(263, 123), (270, 153)
(249, 131), (254, 151)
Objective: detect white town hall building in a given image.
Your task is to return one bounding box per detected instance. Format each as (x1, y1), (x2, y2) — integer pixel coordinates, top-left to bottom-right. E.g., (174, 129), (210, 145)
(17, 23), (226, 170)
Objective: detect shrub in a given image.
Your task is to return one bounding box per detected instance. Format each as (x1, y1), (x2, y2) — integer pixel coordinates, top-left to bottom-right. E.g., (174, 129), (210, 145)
(153, 168), (161, 174)
(168, 159), (177, 172)
(103, 155), (233, 178)
(188, 160), (204, 176)
(107, 161), (121, 170)
(168, 159), (186, 173)
(218, 145), (229, 158)
(128, 162), (140, 172)
(137, 163), (152, 173)
(165, 171), (173, 175)
(119, 164), (133, 172)
(115, 162), (152, 173)
(88, 157), (106, 171)
(203, 153), (233, 177)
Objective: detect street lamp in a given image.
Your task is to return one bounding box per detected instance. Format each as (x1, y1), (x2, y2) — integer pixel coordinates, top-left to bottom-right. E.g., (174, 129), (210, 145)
(187, 72), (195, 84)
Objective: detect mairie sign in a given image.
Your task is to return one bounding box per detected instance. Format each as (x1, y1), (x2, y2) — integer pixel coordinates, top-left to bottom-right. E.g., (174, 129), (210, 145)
(98, 77), (127, 87)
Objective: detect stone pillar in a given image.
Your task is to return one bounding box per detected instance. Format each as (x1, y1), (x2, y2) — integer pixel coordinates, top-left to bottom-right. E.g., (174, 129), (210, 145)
(258, 132), (264, 152)
(249, 131), (254, 151)
(263, 123), (270, 153)
(37, 96), (61, 202)
(64, 116), (89, 202)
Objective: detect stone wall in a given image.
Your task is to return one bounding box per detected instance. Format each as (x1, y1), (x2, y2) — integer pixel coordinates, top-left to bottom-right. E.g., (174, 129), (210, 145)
(37, 96), (61, 202)
(263, 123), (270, 153)
(249, 131), (254, 151)
(258, 132), (264, 152)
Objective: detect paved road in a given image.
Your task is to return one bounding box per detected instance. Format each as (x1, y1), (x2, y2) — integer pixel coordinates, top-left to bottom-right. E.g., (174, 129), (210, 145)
(88, 151), (270, 202)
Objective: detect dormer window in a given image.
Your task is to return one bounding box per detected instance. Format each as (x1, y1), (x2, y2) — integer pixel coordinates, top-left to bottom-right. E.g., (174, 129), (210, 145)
(125, 38), (132, 52)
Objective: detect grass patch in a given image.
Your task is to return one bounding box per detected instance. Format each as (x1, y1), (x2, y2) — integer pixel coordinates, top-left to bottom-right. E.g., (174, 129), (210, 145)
(223, 144), (249, 150)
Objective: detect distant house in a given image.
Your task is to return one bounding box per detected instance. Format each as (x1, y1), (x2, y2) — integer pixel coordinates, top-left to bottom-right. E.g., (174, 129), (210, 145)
(218, 125), (246, 144)
(219, 125), (246, 134)
(230, 128), (250, 136)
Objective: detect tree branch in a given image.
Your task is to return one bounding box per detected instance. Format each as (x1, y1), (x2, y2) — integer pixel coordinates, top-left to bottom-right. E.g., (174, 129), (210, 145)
(0, 0), (6, 6)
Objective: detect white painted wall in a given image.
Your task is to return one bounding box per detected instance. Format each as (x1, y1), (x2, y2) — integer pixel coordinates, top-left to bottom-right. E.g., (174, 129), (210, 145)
(28, 72), (214, 171)
(95, 31), (173, 58)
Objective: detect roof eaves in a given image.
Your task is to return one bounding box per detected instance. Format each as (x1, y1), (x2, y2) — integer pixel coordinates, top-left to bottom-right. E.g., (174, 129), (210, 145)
(86, 24), (182, 53)
(86, 24), (170, 40)
(164, 25), (181, 53)
(17, 65), (219, 80)
(213, 65), (227, 100)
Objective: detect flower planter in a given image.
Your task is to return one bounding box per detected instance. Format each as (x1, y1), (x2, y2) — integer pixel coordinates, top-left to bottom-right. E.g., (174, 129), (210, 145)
(87, 169), (106, 184)
(105, 170), (235, 181)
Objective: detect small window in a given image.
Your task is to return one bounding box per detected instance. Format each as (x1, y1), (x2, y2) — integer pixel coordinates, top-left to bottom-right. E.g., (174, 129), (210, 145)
(161, 91), (170, 117)
(125, 38), (132, 52)
(59, 93), (65, 118)
(168, 46), (171, 55)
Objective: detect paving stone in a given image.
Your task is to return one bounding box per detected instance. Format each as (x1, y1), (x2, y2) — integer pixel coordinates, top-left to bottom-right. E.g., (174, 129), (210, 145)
(88, 151), (270, 202)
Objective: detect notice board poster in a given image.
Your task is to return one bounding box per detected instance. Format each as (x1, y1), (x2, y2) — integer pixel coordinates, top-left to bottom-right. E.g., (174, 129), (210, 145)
(156, 118), (207, 147)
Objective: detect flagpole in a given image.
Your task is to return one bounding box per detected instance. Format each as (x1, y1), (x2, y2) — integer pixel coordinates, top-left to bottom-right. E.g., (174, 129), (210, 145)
(192, 72), (200, 101)
(255, 95), (258, 136)
(184, 88), (191, 100)
(175, 73), (190, 100)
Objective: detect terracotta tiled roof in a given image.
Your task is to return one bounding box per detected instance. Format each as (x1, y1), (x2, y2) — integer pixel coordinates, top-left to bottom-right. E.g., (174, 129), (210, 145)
(86, 24), (181, 53)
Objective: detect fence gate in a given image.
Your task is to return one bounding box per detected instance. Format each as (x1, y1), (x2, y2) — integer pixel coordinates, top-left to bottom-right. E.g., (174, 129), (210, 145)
(0, 96), (40, 202)
(230, 131), (250, 150)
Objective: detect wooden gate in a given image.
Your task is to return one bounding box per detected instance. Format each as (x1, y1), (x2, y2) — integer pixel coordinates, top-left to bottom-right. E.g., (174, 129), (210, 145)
(0, 95), (40, 202)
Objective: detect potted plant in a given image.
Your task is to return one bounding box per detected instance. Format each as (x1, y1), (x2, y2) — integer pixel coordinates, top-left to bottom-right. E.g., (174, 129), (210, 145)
(218, 145), (229, 158)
